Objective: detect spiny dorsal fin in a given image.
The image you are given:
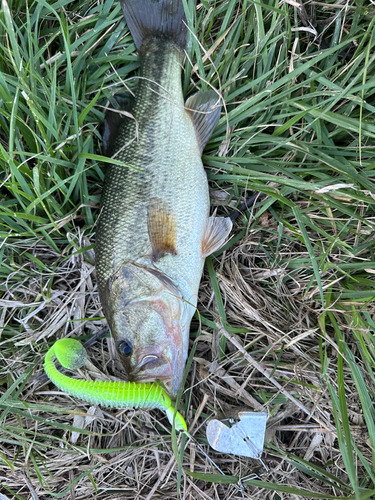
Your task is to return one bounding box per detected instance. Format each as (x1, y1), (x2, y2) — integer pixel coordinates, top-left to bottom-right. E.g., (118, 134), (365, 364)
(201, 216), (232, 258)
(102, 93), (135, 156)
(148, 198), (177, 262)
(185, 90), (222, 154)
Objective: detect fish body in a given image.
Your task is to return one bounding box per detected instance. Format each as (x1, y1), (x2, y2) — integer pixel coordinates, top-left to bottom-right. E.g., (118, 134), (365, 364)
(96, 0), (232, 396)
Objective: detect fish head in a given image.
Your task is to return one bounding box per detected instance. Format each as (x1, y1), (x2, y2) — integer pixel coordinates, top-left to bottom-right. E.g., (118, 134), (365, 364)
(103, 264), (193, 397)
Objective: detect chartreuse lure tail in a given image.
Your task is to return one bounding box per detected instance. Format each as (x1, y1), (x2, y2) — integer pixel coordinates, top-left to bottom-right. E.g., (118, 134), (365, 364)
(44, 338), (187, 432)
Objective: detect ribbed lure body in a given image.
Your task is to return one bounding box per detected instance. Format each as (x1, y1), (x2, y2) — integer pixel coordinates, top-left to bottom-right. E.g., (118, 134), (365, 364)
(45, 354), (169, 410)
(44, 339), (187, 432)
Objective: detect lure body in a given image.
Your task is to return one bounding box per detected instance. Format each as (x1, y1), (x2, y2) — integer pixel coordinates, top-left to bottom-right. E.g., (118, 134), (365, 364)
(44, 338), (187, 432)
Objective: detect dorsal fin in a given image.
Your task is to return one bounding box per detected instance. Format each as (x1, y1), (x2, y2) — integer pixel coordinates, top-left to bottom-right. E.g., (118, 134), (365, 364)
(102, 93), (135, 156)
(185, 90), (222, 154)
(201, 216), (232, 258)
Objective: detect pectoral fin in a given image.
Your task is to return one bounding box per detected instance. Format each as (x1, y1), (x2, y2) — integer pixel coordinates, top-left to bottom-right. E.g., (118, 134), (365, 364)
(148, 198), (177, 262)
(201, 216), (233, 258)
(185, 90), (222, 154)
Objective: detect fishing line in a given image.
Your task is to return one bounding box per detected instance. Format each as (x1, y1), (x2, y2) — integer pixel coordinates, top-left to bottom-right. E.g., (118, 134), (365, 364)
(183, 431), (226, 476)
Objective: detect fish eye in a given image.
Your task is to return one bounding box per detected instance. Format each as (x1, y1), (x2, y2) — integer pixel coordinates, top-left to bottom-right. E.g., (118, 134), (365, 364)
(116, 339), (132, 357)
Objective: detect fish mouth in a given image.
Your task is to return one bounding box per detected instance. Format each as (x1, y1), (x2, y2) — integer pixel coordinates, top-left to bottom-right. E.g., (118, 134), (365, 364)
(123, 334), (183, 397)
(131, 349), (173, 382)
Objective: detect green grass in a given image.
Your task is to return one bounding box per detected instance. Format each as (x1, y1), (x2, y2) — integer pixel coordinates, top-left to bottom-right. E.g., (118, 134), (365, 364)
(1, 0), (375, 498)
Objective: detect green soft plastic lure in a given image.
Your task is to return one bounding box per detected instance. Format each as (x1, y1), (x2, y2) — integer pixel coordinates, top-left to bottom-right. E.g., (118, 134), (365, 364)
(44, 338), (187, 432)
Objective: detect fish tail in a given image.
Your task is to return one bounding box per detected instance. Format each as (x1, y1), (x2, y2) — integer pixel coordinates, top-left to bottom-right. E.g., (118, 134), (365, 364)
(120, 0), (192, 54)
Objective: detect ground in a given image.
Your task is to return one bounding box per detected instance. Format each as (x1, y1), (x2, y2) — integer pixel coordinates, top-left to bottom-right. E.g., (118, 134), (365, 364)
(0, 0), (375, 499)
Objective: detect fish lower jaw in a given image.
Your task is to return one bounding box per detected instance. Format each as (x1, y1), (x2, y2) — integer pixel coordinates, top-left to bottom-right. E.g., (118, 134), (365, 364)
(131, 371), (177, 396)
(139, 375), (176, 395)
(132, 374), (170, 383)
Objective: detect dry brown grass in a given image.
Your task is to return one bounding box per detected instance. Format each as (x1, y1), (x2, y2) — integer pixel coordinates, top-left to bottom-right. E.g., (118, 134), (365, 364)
(2, 209), (374, 499)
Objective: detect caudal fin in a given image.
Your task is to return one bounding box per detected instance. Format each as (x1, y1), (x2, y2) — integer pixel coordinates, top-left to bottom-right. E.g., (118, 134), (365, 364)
(120, 0), (192, 52)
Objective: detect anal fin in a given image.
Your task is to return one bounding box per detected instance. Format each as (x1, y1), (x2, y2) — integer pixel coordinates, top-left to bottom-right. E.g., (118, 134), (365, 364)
(148, 198), (177, 262)
(185, 90), (222, 154)
(201, 216), (233, 258)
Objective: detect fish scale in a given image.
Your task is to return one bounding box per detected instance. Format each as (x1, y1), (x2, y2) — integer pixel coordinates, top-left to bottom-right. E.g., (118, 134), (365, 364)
(96, 46), (206, 289)
(95, 0), (231, 397)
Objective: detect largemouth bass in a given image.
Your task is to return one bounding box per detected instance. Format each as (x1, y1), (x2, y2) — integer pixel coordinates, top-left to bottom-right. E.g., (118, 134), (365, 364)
(96, 0), (232, 397)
